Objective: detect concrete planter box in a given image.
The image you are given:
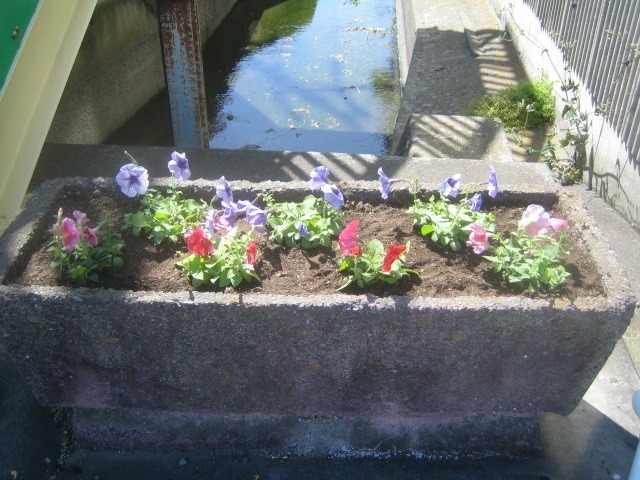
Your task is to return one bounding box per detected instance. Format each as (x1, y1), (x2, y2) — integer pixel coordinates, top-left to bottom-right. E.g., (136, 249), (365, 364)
(0, 177), (635, 457)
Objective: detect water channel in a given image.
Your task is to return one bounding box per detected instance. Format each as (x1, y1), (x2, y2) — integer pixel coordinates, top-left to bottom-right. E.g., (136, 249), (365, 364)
(108, 0), (400, 155)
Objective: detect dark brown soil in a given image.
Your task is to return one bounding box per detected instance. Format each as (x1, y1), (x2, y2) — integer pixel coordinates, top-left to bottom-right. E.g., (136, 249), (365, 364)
(12, 189), (605, 299)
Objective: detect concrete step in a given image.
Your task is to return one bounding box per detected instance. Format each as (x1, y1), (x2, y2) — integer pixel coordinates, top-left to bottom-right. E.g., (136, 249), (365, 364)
(393, 113), (513, 161)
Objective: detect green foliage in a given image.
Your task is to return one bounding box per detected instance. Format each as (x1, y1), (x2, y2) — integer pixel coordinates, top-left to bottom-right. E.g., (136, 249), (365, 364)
(265, 195), (345, 249)
(123, 189), (207, 245)
(483, 232), (571, 292)
(408, 196), (495, 252)
(176, 228), (259, 289)
(338, 240), (416, 290)
(467, 77), (555, 129)
(49, 211), (124, 286)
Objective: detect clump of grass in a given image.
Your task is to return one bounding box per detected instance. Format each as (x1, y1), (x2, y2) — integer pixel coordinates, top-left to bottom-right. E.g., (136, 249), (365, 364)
(467, 77), (555, 129)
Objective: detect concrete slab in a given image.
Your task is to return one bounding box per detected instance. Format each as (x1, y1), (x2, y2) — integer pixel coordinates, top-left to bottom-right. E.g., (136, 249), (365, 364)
(393, 113), (513, 161)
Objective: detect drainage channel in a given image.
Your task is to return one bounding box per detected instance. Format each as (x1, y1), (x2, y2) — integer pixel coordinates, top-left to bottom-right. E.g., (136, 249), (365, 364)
(107, 0), (400, 155)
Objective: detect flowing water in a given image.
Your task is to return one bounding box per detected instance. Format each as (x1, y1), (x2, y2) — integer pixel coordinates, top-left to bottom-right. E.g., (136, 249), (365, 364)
(108, 0), (400, 154)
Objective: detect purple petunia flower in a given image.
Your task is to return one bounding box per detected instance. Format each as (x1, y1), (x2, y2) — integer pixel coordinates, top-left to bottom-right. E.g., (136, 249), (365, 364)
(437, 174), (462, 198)
(219, 207), (238, 229)
(466, 193), (482, 212)
(308, 166), (331, 190)
(296, 221), (309, 239)
(237, 200), (268, 234)
(487, 166), (498, 198)
(168, 151), (191, 181)
(378, 167), (400, 200)
(216, 176), (234, 205)
(321, 183), (344, 210)
(116, 163), (149, 197)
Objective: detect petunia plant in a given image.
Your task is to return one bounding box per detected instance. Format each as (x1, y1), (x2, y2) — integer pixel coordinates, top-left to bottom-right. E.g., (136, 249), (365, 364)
(176, 226), (259, 288)
(49, 208), (124, 286)
(261, 166), (346, 249)
(121, 151), (208, 245)
(336, 220), (418, 290)
(406, 167), (498, 252)
(480, 204), (571, 292)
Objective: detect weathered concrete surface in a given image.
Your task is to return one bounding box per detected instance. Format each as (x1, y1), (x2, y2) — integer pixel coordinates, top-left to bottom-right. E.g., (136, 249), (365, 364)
(394, 114), (513, 161)
(46, 0), (237, 145)
(391, 0), (528, 155)
(0, 172), (635, 457)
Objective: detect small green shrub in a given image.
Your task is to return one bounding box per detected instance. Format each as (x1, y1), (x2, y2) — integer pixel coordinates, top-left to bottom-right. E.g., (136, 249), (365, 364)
(467, 77), (555, 129)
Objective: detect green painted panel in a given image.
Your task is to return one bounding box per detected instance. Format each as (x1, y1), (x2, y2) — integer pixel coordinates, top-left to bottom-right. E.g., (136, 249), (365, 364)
(0, 0), (41, 90)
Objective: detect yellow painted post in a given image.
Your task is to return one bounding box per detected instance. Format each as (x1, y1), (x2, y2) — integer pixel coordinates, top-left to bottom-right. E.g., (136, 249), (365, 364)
(0, 0), (97, 232)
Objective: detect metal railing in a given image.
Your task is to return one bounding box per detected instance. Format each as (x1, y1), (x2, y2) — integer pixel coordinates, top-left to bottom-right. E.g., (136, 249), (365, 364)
(522, 0), (640, 165)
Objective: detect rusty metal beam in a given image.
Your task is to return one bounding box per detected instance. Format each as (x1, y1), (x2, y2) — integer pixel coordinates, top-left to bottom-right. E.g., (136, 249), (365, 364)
(157, 0), (209, 148)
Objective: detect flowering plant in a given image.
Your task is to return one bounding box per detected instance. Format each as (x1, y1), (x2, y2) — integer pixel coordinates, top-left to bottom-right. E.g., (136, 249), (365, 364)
(261, 166), (345, 249)
(481, 204), (571, 292)
(176, 226), (259, 288)
(121, 152), (207, 245)
(48, 209), (124, 286)
(406, 167), (498, 252)
(337, 220), (417, 290)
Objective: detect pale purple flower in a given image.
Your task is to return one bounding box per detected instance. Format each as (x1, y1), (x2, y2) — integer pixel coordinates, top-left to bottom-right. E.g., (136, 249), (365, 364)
(72, 210), (88, 227)
(519, 205), (551, 237)
(116, 163), (149, 197)
(168, 151), (191, 181)
(487, 166), (498, 198)
(466, 193), (482, 212)
(219, 207), (238, 228)
(378, 167), (400, 200)
(237, 200), (268, 234)
(296, 221), (308, 239)
(321, 183), (344, 210)
(437, 174), (462, 198)
(308, 166), (331, 190)
(204, 209), (231, 234)
(216, 176), (233, 205)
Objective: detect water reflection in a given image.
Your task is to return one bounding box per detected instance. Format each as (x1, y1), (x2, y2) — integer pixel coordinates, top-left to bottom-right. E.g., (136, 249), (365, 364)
(205, 0), (399, 154)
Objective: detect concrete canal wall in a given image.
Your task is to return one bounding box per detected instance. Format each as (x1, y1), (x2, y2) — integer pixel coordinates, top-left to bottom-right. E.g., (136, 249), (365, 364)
(45, 0), (237, 145)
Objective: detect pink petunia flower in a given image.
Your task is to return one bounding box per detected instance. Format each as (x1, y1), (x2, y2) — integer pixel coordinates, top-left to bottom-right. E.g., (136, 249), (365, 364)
(82, 226), (99, 246)
(519, 205), (551, 237)
(60, 217), (81, 251)
(185, 227), (214, 257)
(382, 244), (406, 273)
(549, 217), (569, 231)
(467, 223), (491, 254)
(338, 221), (360, 256)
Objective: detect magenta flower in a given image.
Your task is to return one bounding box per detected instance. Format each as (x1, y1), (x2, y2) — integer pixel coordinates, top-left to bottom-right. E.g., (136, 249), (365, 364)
(487, 166), (498, 198)
(73, 210), (88, 227)
(60, 217), (81, 251)
(116, 163), (149, 197)
(82, 226), (99, 246)
(466, 193), (482, 212)
(320, 183), (344, 210)
(308, 166), (331, 190)
(339, 221), (360, 256)
(378, 167), (400, 200)
(168, 151), (191, 181)
(438, 174), (462, 198)
(467, 223), (491, 254)
(519, 205), (551, 237)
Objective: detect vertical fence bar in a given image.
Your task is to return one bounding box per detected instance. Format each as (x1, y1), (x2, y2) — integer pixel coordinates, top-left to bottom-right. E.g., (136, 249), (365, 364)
(157, 0), (209, 148)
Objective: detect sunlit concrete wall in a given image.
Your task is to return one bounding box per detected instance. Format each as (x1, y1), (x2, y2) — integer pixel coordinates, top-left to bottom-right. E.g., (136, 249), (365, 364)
(46, 0), (237, 145)
(487, 0), (640, 228)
